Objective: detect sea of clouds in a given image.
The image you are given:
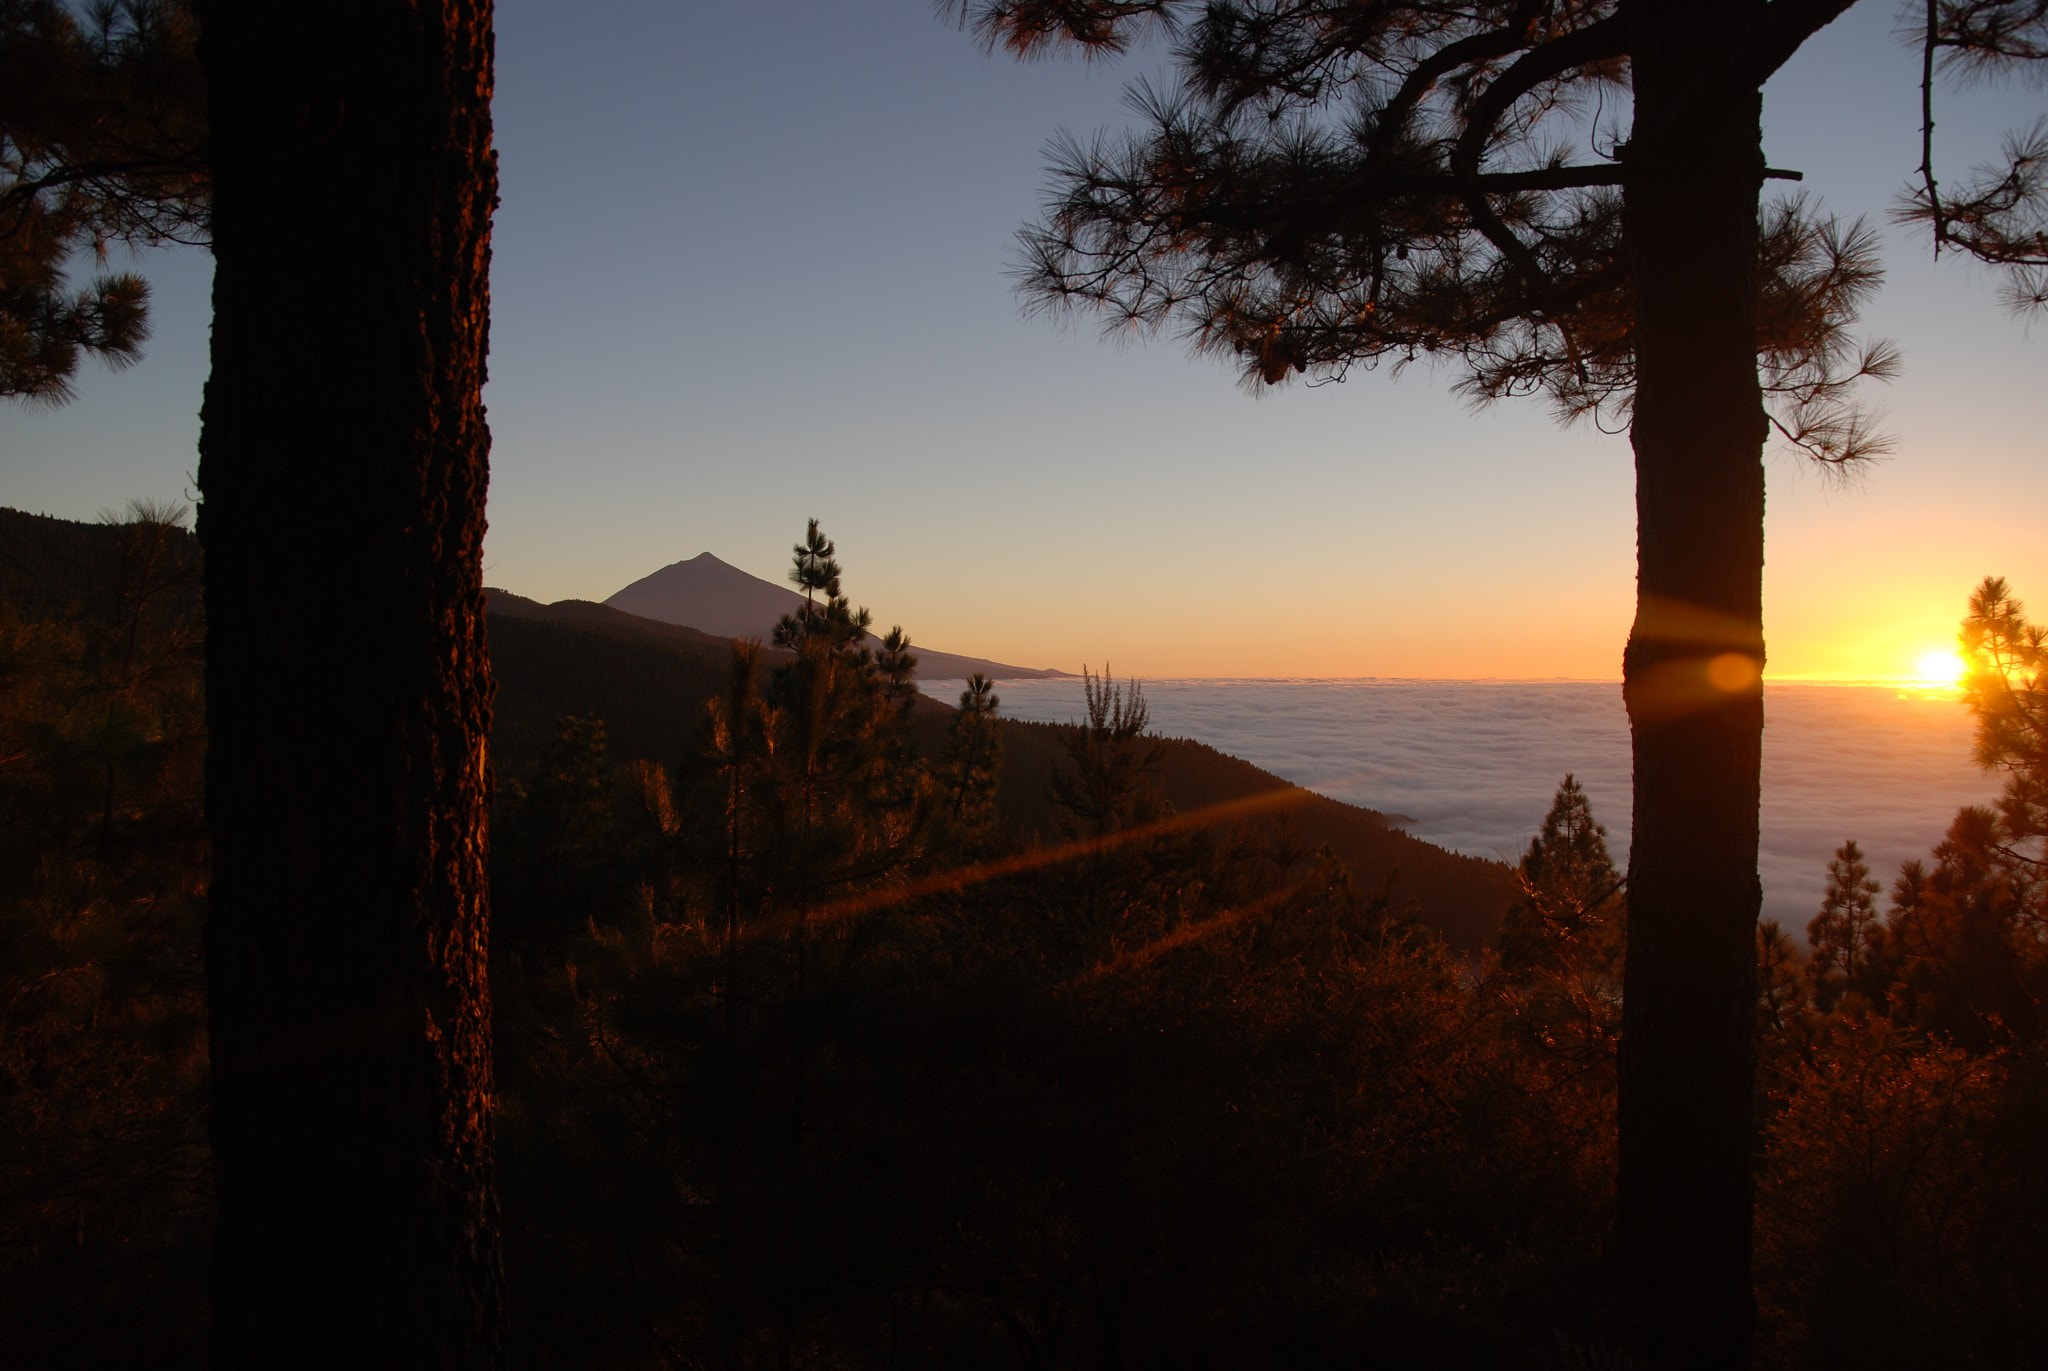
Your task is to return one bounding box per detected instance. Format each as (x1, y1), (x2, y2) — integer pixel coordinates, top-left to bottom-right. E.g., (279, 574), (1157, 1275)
(920, 676), (1992, 927)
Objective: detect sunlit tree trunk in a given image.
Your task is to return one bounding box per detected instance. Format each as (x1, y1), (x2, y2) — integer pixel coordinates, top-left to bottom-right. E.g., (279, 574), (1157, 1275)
(1616, 1), (1768, 1365)
(195, 1), (504, 1364)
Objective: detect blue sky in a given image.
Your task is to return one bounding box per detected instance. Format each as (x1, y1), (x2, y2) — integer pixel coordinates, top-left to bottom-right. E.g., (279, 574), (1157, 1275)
(5, 1), (2043, 677)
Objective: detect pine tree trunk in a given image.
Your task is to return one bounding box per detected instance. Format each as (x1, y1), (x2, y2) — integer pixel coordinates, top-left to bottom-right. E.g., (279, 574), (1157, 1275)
(195, 2), (504, 1364)
(1615, 2), (1768, 1366)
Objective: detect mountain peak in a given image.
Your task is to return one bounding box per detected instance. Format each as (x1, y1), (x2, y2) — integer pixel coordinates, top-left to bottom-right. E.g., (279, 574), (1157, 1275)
(600, 551), (1068, 681)
(605, 553), (802, 638)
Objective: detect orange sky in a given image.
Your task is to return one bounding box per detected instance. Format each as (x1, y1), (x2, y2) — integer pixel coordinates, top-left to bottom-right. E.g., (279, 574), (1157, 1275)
(8, 3), (2043, 683)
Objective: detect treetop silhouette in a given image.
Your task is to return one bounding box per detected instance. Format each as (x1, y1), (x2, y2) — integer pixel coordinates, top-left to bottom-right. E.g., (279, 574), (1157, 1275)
(0, 0), (206, 401)
(954, 2), (2043, 1364)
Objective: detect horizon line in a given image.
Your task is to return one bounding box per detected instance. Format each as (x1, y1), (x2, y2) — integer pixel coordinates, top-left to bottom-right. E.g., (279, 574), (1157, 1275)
(918, 673), (1967, 690)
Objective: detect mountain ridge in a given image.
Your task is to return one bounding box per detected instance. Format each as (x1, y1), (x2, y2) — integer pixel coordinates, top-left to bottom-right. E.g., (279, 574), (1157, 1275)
(483, 602), (1510, 949)
(598, 551), (1069, 682)
(0, 505), (1511, 948)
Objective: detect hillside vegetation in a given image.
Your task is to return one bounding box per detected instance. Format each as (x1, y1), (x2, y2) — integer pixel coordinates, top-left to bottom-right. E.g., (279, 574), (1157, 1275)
(488, 586), (1512, 949)
(6, 507), (2044, 1368)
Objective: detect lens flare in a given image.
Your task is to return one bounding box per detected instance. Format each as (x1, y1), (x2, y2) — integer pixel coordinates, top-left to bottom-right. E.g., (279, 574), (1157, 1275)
(1707, 652), (1760, 692)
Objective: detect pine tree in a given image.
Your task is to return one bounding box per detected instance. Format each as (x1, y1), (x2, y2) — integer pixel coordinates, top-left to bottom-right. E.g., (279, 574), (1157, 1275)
(1048, 664), (1161, 843)
(945, 672), (1005, 841)
(954, 5), (2045, 1359)
(0, 0), (207, 400)
(1861, 580), (2048, 1047)
(741, 526), (940, 1134)
(1497, 775), (1626, 1066)
(1754, 918), (1806, 1052)
(1043, 666), (1178, 958)
(703, 640), (768, 1035)
(1885, 806), (2040, 1047)
(1960, 576), (2048, 874)
(774, 517), (870, 650)
(1807, 840), (1885, 1014)
(1502, 775), (1625, 964)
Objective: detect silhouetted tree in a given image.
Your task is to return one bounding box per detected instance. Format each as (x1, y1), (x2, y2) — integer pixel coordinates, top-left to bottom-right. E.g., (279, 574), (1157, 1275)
(774, 517), (868, 650)
(1885, 806), (2040, 1046)
(1497, 775), (1626, 1067)
(1754, 918), (1806, 1056)
(1960, 575), (2048, 873)
(954, 4), (2044, 1359)
(1748, 578), (2048, 1365)
(193, 1), (503, 1363)
(944, 672), (1005, 841)
(1501, 775), (1625, 965)
(1899, 2), (2048, 312)
(1040, 665), (1204, 971)
(1048, 664), (1160, 843)
(703, 639), (768, 1034)
(0, 0), (206, 400)
(1807, 839), (1887, 1014)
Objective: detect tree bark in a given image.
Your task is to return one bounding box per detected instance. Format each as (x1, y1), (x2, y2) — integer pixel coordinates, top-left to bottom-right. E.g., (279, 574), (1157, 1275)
(195, 2), (504, 1365)
(1615, 2), (1769, 1366)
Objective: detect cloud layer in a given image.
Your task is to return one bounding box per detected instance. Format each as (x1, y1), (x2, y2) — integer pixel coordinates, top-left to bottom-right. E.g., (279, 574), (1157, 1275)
(927, 678), (1990, 927)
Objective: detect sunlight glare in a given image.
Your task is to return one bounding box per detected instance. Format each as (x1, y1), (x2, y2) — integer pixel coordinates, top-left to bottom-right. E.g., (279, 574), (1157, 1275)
(1914, 649), (1967, 687)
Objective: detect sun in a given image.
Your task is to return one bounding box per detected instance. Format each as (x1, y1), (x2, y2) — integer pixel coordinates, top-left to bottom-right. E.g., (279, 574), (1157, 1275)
(1913, 649), (1968, 687)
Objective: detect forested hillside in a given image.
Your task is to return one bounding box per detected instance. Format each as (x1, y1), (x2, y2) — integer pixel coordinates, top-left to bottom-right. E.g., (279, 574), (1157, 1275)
(5, 507), (2044, 1368)
(488, 593), (761, 778)
(486, 586), (1512, 948)
(0, 505), (210, 1367)
(1, 511), (1508, 953)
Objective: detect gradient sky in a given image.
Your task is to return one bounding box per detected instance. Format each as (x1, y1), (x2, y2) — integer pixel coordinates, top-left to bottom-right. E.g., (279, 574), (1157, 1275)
(5, 1), (2043, 679)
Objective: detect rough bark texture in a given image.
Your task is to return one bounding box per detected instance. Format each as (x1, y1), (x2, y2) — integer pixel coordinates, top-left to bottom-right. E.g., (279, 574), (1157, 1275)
(195, 2), (504, 1365)
(1616, 1), (1769, 1365)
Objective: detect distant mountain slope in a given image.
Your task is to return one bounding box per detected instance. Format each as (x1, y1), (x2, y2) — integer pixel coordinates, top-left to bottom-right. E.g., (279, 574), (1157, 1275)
(604, 552), (805, 639)
(0, 509), (1508, 947)
(489, 607), (761, 774)
(486, 604), (1510, 948)
(489, 587), (745, 652)
(599, 552), (1068, 681)
(976, 718), (1513, 952)
(0, 506), (197, 619)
